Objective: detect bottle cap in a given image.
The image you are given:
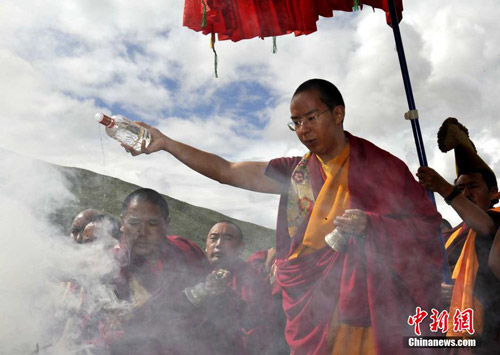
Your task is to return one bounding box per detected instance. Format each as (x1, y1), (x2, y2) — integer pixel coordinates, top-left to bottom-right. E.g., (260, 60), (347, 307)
(95, 113), (114, 128)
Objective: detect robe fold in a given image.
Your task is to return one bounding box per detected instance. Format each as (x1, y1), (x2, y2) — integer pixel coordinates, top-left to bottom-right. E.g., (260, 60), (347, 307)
(266, 133), (443, 354)
(248, 249), (290, 354)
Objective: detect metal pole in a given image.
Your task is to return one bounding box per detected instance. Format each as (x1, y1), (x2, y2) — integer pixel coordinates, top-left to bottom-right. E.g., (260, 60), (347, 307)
(387, 0), (451, 284)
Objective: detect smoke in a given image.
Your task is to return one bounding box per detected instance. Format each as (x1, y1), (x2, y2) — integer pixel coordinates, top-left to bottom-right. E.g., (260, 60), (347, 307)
(0, 150), (125, 354)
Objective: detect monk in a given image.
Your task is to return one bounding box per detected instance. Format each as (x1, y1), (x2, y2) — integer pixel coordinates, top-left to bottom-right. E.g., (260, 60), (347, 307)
(124, 79), (443, 354)
(107, 188), (211, 354)
(55, 212), (119, 351)
(417, 117), (500, 354)
(79, 213), (121, 244)
(70, 208), (102, 243)
(185, 221), (274, 354)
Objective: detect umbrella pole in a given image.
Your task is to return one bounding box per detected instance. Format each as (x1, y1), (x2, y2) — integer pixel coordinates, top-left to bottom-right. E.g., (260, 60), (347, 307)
(387, 0), (452, 284)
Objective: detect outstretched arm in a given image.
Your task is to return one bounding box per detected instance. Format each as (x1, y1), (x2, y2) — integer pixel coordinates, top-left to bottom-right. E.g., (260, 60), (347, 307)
(124, 122), (284, 194)
(416, 166), (496, 236)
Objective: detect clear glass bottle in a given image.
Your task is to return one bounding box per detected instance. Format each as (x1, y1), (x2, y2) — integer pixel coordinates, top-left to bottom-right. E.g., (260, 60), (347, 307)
(95, 113), (151, 151)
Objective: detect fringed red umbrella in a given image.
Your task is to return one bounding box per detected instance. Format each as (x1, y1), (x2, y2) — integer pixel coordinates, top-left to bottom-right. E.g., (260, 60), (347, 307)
(183, 0), (451, 283)
(183, 0), (402, 42)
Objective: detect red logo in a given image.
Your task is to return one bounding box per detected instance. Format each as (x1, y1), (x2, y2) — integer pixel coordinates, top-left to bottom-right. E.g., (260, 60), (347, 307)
(452, 308), (474, 335)
(408, 307), (428, 336)
(408, 308), (475, 335)
(429, 309), (449, 333)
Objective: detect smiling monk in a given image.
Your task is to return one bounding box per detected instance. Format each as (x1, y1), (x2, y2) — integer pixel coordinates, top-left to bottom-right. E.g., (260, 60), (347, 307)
(125, 79), (443, 354)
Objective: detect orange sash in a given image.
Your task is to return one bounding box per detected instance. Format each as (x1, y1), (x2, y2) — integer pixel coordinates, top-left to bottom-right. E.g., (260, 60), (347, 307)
(289, 144), (350, 258)
(445, 226), (483, 336)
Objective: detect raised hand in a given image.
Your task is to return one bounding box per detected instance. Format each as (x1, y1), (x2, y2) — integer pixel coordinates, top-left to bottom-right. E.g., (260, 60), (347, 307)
(416, 166), (453, 197)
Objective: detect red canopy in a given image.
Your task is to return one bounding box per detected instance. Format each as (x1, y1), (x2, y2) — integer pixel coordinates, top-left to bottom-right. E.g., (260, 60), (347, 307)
(183, 0), (403, 42)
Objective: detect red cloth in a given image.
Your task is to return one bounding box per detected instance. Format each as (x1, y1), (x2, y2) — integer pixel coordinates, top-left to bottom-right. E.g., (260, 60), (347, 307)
(265, 133), (443, 354)
(247, 249), (280, 294)
(247, 249), (269, 276)
(183, 0), (403, 42)
(229, 260), (275, 354)
(247, 251), (290, 354)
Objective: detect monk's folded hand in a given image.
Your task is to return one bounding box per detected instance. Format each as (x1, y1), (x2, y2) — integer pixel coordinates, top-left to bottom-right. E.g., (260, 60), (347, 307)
(122, 122), (167, 156)
(416, 166), (454, 197)
(334, 209), (368, 237)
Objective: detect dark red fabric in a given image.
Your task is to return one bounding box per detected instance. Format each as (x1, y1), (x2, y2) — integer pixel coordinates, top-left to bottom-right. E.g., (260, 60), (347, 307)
(228, 260), (275, 354)
(183, 0), (403, 42)
(247, 249), (281, 296)
(247, 252), (291, 354)
(200, 259), (275, 355)
(266, 133), (443, 354)
(247, 249), (270, 282)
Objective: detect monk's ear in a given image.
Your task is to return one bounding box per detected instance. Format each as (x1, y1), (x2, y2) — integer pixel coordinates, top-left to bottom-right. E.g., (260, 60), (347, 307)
(490, 186), (499, 199)
(333, 105), (345, 124)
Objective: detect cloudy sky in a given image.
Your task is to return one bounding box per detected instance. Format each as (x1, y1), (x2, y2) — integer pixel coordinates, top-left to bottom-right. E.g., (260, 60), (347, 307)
(1, 0), (499, 229)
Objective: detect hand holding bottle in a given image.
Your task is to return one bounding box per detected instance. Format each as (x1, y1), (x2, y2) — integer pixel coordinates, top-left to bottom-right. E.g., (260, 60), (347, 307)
(122, 121), (169, 156)
(96, 113), (152, 152)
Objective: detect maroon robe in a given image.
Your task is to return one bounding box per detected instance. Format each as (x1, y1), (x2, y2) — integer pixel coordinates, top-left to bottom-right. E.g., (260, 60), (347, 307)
(265, 133), (443, 354)
(200, 259), (275, 355)
(248, 250), (290, 354)
(248, 249), (270, 279)
(247, 249), (279, 294)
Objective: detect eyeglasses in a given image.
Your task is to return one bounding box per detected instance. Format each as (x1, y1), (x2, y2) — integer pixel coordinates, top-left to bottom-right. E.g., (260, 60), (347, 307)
(287, 108), (331, 131)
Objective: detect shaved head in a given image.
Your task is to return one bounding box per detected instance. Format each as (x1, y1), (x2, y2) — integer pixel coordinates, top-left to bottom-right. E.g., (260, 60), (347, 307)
(70, 209), (102, 243)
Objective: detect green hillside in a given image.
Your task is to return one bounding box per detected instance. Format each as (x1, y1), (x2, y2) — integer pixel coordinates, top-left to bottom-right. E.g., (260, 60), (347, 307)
(51, 165), (276, 259)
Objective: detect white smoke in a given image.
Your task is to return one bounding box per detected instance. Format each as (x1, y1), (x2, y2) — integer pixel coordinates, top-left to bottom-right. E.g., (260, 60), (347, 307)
(0, 150), (125, 354)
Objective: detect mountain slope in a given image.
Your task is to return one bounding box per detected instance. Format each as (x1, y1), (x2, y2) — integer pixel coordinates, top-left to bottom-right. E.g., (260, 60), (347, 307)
(53, 164), (276, 258)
